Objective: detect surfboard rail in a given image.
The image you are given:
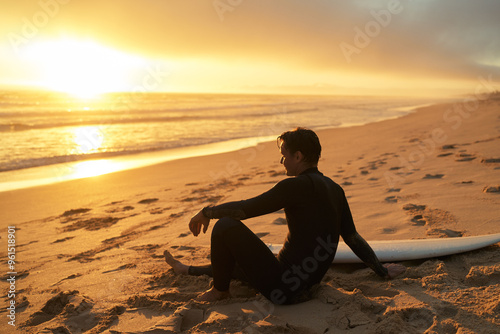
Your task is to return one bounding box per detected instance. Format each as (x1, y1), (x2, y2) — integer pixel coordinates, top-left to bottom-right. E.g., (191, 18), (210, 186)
(267, 233), (500, 263)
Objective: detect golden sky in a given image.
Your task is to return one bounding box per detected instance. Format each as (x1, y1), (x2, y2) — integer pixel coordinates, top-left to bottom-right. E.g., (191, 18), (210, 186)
(1, 0), (499, 96)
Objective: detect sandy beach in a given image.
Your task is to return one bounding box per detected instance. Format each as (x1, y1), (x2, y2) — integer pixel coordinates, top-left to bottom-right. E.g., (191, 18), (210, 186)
(1, 94), (499, 333)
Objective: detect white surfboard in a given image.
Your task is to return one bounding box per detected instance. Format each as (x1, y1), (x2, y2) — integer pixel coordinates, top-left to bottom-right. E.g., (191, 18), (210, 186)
(267, 233), (500, 263)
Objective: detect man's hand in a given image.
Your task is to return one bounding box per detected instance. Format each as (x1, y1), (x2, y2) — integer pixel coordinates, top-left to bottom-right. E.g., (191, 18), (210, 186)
(189, 210), (210, 237)
(383, 263), (406, 279)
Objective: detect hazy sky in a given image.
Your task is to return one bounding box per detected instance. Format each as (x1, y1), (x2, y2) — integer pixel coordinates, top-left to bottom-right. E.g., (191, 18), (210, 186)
(1, 0), (499, 96)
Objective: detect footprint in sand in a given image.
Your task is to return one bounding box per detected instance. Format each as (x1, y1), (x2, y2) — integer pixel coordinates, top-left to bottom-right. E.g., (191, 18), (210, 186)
(442, 144), (457, 150)
(150, 207), (166, 214)
(437, 144), (458, 157)
(24, 290), (79, 326)
(481, 158), (500, 164)
(387, 306), (435, 333)
(61, 208), (92, 217)
(138, 198), (159, 204)
(411, 215), (426, 226)
(130, 244), (160, 252)
(52, 236), (75, 244)
(26, 291), (125, 332)
(102, 263), (137, 274)
(455, 153), (476, 162)
(107, 205), (135, 213)
(423, 174), (444, 179)
(483, 185), (500, 193)
(381, 227), (397, 234)
(403, 203), (428, 226)
(402, 204), (461, 236)
(385, 196), (400, 203)
(426, 229), (463, 238)
(62, 216), (123, 232)
(465, 265), (500, 286)
(402, 204), (427, 211)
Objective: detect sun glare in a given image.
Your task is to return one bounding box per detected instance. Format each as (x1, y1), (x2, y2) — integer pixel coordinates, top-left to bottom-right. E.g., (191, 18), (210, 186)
(73, 126), (104, 154)
(72, 160), (121, 179)
(21, 39), (147, 98)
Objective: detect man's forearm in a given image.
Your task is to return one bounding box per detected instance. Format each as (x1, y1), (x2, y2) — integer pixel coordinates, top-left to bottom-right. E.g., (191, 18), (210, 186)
(343, 232), (389, 277)
(202, 202), (247, 220)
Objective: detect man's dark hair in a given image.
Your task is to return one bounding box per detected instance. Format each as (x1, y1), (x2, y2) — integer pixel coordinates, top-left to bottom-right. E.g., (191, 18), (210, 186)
(277, 127), (322, 164)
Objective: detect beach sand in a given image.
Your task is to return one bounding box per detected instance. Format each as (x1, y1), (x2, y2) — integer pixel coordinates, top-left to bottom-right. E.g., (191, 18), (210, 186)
(1, 94), (499, 333)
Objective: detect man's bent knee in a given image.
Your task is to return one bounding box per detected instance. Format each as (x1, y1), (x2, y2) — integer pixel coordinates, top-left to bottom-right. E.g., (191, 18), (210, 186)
(212, 217), (243, 237)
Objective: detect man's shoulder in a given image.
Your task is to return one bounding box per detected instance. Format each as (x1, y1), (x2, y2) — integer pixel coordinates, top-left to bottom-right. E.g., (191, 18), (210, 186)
(301, 171), (345, 193)
(275, 170), (340, 190)
(274, 175), (311, 190)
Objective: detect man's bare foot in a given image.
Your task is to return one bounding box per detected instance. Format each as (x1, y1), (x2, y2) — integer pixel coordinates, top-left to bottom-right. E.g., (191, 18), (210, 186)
(164, 250), (189, 275)
(196, 286), (231, 302)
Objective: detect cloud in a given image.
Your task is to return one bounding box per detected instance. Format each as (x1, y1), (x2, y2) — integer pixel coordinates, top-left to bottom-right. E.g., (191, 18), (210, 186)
(1, 0), (499, 92)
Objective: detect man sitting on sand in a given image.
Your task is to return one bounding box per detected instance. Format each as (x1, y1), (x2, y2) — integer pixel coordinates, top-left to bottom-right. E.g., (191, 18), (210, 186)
(164, 127), (405, 304)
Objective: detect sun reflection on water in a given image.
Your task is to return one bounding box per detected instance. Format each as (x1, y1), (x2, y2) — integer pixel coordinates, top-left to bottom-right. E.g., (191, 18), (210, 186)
(73, 126), (104, 154)
(69, 125), (113, 178)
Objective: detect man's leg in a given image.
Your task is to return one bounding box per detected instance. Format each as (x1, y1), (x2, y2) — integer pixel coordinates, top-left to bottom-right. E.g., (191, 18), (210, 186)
(208, 217), (284, 301)
(164, 252), (248, 281)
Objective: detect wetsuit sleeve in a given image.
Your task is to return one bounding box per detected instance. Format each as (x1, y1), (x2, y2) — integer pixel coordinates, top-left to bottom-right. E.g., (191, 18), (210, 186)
(340, 195), (389, 278)
(202, 179), (294, 220)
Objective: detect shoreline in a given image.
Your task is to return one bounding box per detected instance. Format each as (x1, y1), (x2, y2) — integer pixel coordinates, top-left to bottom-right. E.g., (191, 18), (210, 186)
(0, 135), (276, 193)
(0, 100), (437, 193)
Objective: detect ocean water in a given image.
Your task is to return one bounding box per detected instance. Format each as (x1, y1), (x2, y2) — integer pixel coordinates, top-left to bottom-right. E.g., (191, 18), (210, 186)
(0, 91), (441, 190)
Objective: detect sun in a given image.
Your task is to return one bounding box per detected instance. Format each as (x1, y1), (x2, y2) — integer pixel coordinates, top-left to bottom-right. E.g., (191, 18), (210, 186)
(21, 38), (147, 98)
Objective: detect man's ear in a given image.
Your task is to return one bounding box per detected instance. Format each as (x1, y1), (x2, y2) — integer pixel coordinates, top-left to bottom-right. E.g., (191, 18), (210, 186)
(294, 151), (304, 162)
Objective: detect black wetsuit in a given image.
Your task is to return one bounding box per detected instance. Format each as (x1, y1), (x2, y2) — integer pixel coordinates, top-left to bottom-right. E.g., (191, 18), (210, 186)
(196, 167), (388, 304)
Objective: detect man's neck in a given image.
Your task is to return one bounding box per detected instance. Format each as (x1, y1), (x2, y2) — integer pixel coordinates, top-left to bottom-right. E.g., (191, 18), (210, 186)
(296, 164), (318, 176)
